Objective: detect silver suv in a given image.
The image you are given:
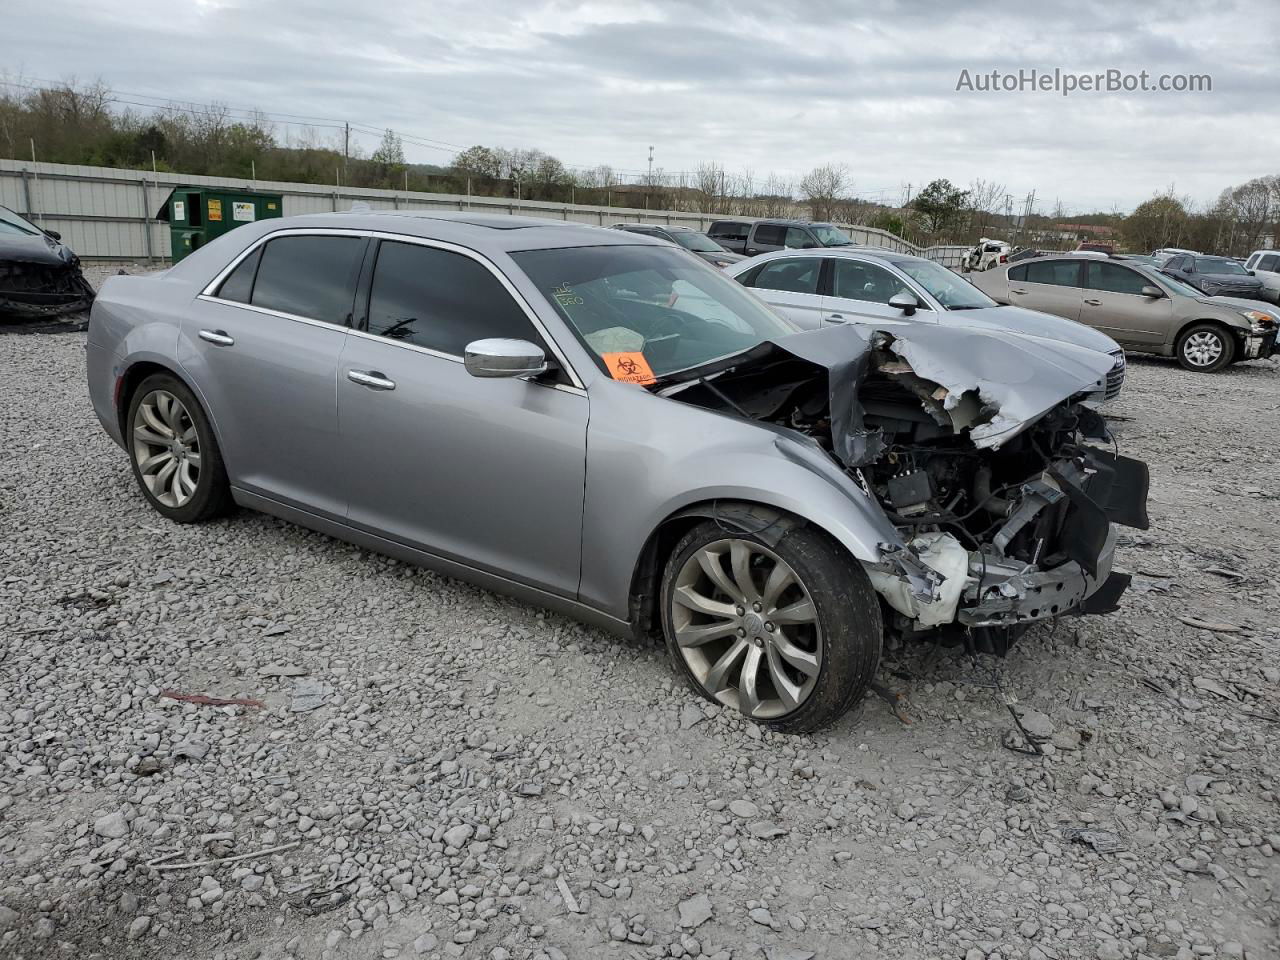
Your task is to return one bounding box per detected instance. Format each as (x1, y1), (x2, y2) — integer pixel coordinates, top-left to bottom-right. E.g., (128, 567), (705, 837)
(972, 255), (1278, 372)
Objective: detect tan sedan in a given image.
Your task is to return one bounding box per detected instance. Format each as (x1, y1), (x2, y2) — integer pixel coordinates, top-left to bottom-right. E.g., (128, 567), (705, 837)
(971, 255), (1278, 372)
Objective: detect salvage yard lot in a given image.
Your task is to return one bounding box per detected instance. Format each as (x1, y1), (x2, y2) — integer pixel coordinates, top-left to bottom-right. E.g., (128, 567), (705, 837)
(1, 311), (1279, 959)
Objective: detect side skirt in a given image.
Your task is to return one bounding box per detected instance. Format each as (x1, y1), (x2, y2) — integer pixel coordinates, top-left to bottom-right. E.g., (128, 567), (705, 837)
(232, 488), (633, 638)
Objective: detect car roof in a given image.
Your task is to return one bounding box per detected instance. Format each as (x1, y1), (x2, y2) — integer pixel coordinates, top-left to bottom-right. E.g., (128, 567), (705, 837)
(742, 246), (926, 265)
(236, 210), (666, 253)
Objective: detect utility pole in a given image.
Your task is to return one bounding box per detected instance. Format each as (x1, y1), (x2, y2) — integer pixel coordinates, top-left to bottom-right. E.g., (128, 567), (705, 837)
(647, 146), (654, 210)
(344, 122), (350, 174)
(903, 182), (912, 207)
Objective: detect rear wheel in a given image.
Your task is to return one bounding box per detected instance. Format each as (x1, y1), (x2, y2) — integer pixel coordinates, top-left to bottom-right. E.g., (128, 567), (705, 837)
(126, 373), (232, 522)
(660, 520), (882, 733)
(1176, 323), (1234, 372)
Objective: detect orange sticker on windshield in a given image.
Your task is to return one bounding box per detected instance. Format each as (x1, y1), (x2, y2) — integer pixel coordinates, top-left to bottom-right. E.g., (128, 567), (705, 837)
(602, 351), (656, 385)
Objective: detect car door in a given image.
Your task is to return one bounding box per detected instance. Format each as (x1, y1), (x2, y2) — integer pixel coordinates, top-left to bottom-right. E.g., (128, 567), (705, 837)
(336, 238), (588, 597)
(1080, 261), (1172, 346)
(745, 223), (786, 256)
(1006, 258), (1084, 321)
(1164, 255), (1201, 290)
(822, 257), (934, 327)
(738, 256), (826, 329)
(179, 231), (366, 518)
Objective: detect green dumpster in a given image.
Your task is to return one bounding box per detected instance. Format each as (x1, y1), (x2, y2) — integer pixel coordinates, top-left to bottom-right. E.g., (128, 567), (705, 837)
(156, 186), (283, 263)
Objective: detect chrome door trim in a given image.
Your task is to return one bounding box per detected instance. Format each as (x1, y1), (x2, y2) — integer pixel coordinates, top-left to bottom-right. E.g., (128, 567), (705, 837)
(197, 226), (585, 389)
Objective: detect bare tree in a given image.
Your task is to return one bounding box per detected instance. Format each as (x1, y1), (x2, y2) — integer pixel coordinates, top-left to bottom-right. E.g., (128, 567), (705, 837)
(966, 178), (1006, 237)
(799, 164), (849, 221)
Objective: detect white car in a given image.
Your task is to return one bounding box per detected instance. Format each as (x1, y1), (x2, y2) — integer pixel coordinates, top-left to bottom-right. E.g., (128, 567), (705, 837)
(962, 237), (1010, 272)
(1243, 250), (1280, 304)
(725, 248), (1127, 400)
(1151, 247), (1200, 265)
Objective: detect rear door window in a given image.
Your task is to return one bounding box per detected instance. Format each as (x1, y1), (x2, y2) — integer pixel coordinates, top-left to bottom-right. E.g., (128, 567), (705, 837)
(251, 235), (365, 325)
(1085, 262), (1150, 295)
(1024, 259), (1082, 287)
(747, 258), (822, 294)
(1008, 264), (1028, 281)
(752, 224), (786, 246)
(1260, 254), (1279, 272)
(365, 240), (541, 356)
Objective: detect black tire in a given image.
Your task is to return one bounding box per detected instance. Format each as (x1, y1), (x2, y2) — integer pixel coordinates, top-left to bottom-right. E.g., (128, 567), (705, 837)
(125, 372), (233, 522)
(660, 519), (882, 734)
(1175, 323), (1235, 373)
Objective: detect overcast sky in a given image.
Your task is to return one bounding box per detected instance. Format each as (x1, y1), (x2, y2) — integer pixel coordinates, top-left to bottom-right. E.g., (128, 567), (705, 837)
(8, 0), (1275, 213)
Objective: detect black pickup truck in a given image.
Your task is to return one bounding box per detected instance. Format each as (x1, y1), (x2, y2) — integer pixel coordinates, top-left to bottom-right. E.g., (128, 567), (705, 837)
(706, 218), (854, 256)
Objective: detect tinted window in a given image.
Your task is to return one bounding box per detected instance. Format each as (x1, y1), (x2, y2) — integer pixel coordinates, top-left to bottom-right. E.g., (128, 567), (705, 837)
(832, 260), (911, 304)
(1195, 256), (1248, 275)
(753, 224), (786, 246)
(750, 258), (822, 295)
(1260, 254), (1279, 272)
(216, 246), (262, 303)
(1165, 256), (1188, 271)
(1246, 254), (1260, 269)
(1085, 262), (1150, 296)
(1025, 260), (1081, 287)
(1009, 264), (1028, 281)
(709, 221), (748, 240)
(367, 241), (538, 355)
(251, 235), (364, 324)
(784, 227), (813, 249)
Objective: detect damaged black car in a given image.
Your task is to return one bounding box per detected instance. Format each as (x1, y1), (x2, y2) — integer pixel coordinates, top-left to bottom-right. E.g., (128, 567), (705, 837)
(0, 204), (95, 321)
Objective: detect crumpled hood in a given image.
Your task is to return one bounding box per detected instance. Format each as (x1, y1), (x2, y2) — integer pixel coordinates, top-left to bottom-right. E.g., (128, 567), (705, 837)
(942, 304), (1120, 354)
(753, 323), (1115, 457)
(0, 231), (75, 267)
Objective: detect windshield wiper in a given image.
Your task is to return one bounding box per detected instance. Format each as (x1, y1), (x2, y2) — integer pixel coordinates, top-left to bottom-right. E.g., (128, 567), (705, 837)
(947, 305), (986, 311)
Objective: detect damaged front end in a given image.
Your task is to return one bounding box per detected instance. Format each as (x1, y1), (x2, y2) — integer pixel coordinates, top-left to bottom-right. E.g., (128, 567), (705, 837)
(660, 323), (1150, 655)
(0, 216), (96, 321)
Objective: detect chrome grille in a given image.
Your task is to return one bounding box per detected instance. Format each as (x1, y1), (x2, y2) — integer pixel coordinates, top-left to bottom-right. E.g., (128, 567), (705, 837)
(1105, 350), (1126, 400)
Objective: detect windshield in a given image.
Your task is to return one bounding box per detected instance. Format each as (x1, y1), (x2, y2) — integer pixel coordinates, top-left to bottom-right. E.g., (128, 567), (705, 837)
(512, 245), (797, 380)
(671, 231), (727, 253)
(1196, 257), (1248, 276)
(890, 258), (996, 310)
(0, 206), (42, 237)
(811, 225), (852, 247)
(1146, 268), (1205, 298)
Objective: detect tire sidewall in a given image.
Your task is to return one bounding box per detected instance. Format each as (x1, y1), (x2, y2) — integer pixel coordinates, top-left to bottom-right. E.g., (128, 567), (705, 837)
(659, 520), (882, 733)
(125, 373), (225, 522)
(1176, 324), (1234, 373)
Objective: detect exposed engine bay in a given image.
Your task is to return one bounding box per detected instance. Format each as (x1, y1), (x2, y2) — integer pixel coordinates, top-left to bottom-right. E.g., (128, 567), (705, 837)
(0, 205), (96, 321)
(659, 323), (1150, 654)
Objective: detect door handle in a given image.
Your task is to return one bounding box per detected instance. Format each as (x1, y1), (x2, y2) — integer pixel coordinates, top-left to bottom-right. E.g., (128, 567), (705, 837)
(347, 370), (396, 391)
(198, 329), (234, 346)
(1083, 298), (1102, 306)
(827, 314), (846, 322)
(1010, 288), (1027, 295)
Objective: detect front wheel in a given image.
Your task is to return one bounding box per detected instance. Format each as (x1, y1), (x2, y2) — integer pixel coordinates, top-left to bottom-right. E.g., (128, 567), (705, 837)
(1176, 323), (1235, 372)
(126, 373), (233, 522)
(660, 520), (882, 734)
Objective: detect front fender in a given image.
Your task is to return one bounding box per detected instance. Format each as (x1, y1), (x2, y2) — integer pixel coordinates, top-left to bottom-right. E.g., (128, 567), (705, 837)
(578, 382), (903, 619)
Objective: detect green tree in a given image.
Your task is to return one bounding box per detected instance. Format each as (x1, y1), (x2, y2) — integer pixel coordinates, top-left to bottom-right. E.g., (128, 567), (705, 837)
(911, 179), (970, 235)
(452, 145), (502, 180)
(371, 128), (405, 166)
(1123, 193), (1189, 252)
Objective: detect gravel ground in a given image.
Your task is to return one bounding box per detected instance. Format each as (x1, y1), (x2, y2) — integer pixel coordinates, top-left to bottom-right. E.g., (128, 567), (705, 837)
(2, 274), (1279, 960)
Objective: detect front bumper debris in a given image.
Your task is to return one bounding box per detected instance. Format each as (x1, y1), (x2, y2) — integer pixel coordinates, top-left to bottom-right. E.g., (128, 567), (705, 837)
(1242, 331), (1277, 360)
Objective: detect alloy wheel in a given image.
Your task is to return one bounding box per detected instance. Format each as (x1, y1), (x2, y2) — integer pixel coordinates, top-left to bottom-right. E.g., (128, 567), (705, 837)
(131, 390), (201, 507)
(1182, 330), (1224, 368)
(670, 538), (822, 719)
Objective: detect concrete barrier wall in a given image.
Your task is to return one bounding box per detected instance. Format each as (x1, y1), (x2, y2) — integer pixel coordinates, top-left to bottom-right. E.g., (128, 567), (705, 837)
(0, 158), (965, 266)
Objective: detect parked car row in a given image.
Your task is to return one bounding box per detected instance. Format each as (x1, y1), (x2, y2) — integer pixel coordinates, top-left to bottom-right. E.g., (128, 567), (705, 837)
(87, 210), (1153, 733)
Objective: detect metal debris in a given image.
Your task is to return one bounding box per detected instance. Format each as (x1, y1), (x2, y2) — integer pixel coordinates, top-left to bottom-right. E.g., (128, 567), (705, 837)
(1061, 826), (1128, 854)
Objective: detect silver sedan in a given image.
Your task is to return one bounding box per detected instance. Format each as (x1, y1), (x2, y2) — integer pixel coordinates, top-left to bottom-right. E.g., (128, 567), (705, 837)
(87, 212), (1149, 732)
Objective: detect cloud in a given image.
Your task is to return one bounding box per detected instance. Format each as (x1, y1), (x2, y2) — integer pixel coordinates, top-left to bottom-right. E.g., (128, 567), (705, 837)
(5, 0), (1274, 211)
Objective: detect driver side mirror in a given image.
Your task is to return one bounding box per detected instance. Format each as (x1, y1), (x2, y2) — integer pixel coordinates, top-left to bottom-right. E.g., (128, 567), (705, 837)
(464, 338), (548, 379)
(1140, 285), (1164, 299)
(888, 292), (919, 316)
(43, 229), (61, 241)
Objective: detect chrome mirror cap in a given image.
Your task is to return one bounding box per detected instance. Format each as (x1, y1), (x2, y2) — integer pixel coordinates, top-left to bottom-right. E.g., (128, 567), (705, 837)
(888, 292), (919, 315)
(464, 338), (548, 379)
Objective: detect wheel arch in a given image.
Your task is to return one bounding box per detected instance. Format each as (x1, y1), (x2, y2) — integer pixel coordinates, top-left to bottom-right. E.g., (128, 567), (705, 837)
(1173, 315), (1246, 347)
(115, 360), (222, 453)
(626, 499), (850, 643)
